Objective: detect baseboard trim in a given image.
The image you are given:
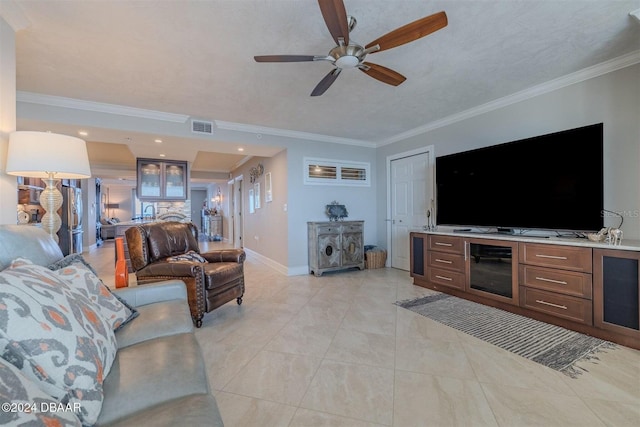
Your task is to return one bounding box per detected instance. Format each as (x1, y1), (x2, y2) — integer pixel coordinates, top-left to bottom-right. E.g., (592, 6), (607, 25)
(243, 248), (288, 275)
(242, 248), (310, 276)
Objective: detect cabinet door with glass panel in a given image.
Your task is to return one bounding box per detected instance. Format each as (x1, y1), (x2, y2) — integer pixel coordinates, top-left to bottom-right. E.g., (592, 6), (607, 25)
(137, 158), (188, 201)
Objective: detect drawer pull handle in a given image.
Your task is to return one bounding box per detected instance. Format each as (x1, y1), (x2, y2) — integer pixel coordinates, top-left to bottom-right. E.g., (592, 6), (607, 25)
(435, 242), (453, 247)
(435, 258), (453, 264)
(535, 254), (568, 260)
(535, 300), (567, 310)
(435, 275), (453, 281)
(535, 276), (568, 285)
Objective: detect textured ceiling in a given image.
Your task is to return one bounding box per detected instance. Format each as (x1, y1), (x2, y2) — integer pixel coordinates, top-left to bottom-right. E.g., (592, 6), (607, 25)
(7, 0), (640, 172)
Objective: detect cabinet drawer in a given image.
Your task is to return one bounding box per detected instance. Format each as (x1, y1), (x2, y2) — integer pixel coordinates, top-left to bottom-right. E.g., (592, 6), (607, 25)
(519, 265), (592, 299)
(520, 287), (593, 325)
(428, 235), (464, 254)
(428, 251), (465, 272)
(316, 225), (339, 234)
(519, 243), (592, 273)
(428, 267), (465, 290)
(342, 223), (363, 233)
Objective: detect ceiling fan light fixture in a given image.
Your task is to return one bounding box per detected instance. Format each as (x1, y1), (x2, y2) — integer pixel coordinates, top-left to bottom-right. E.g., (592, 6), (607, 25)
(335, 55), (359, 68)
(254, 1), (448, 96)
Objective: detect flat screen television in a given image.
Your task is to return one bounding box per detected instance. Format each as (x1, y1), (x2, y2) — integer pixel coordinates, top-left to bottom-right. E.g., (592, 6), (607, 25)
(436, 123), (604, 232)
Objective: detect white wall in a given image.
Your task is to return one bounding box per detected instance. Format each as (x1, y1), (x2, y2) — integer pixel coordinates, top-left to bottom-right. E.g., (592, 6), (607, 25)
(376, 63), (640, 247)
(0, 17), (17, 224)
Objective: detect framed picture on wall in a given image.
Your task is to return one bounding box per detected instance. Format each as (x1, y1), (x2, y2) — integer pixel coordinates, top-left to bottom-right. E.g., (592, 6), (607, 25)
(254, 183), (261, 209)
(265, 172), (273, 203)
(249, 189), (255, 214)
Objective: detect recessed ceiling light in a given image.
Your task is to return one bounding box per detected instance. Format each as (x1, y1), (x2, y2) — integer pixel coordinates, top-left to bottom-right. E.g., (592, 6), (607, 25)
(237, 147), (245, 152)
(159, 153), (166, 157)
(155, 139), (162, 143)
(78, 131), (88, 136)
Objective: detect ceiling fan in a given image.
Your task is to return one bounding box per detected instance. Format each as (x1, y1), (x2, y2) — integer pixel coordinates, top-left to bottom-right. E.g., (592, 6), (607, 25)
(254, 0), (448, 96)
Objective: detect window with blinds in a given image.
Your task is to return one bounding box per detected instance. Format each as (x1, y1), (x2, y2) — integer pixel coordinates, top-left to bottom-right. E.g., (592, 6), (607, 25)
(304, 158), (370, 186)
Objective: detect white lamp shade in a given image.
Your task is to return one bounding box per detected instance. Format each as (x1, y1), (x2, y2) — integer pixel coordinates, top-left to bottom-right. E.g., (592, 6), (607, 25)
(6, 131), (91, 179)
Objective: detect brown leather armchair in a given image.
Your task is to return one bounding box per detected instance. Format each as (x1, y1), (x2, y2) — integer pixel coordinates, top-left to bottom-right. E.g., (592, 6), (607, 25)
(125, 221), (245, 327)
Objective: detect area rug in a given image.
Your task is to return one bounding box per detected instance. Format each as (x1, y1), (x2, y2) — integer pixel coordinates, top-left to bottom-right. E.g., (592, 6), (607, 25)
(396, 293), (615, 378)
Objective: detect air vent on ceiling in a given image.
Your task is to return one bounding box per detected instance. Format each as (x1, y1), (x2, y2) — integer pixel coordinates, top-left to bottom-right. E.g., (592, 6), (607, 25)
(191, 119), (215, 135)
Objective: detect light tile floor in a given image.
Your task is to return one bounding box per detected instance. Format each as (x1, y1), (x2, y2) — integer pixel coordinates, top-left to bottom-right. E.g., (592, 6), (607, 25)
(87, 241), (640, 427)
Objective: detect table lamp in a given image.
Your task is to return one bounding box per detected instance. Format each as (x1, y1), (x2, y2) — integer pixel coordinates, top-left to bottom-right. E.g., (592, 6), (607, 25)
(6, 131), (91, 242)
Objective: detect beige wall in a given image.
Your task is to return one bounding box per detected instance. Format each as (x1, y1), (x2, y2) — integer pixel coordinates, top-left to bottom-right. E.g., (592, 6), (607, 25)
(232, 150), (288, 267)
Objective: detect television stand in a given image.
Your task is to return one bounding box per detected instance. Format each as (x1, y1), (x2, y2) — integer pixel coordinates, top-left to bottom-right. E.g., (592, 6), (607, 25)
(409, 230), (640, 350)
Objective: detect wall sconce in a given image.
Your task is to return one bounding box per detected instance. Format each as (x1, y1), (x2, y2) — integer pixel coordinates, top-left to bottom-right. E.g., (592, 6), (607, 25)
(212, 187), (222, 206)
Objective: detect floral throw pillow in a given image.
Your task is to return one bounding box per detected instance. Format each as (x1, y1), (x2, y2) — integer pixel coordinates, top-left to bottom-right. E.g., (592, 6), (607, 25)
(0, 258), (117, 425)
(166, 250), (207, 263)
(0, 357), (82, 426)
(50, 258), (139, 332)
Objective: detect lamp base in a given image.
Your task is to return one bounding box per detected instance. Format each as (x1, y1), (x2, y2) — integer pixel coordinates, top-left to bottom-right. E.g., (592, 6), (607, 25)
(39, 177), (63, 243)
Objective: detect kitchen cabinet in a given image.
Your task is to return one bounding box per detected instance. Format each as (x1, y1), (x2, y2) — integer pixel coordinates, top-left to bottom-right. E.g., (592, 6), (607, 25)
(137, 158), (189, 201)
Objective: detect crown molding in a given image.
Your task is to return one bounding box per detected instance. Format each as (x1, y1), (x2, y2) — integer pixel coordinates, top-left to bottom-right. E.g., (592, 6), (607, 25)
(377, 50), (640, 147)
(17, 92), (190, 123)
(215, 120), (374, 148)
(17, 50), (639, 149)
(17, 91), (374, 147)
(0, 0), (30, 32)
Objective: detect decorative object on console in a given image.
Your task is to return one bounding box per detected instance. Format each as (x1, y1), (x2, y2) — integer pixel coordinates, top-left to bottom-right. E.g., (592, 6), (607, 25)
(6, 131), (91, 242)
(608, 228), (623, 245)
(325, 201), (348, 221)
(587, 227), (624, 245)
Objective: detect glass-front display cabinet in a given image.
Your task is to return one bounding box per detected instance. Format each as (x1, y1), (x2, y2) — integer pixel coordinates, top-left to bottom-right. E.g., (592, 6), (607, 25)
(137, 158), (188, 201)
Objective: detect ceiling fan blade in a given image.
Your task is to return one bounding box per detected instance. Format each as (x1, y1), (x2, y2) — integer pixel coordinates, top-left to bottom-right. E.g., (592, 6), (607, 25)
(311, 68), (341, 96)
(365, 11), (447, 53)
(254, 55), (317, 62)
(318, 0), (349, 46)
(359, 62), (406, 86)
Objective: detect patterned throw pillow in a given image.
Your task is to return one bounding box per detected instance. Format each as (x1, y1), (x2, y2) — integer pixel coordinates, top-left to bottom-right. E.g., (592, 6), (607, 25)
(48, 253), (99, 276)
(0, 357), (82, 426)
(49, 256), (139, 332)
(166, 250), (208, 263)
(0, 258), (117, 425)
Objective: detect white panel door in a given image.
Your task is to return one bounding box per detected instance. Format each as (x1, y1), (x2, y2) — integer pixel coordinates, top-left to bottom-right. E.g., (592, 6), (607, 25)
(391, 152), (431, 270)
